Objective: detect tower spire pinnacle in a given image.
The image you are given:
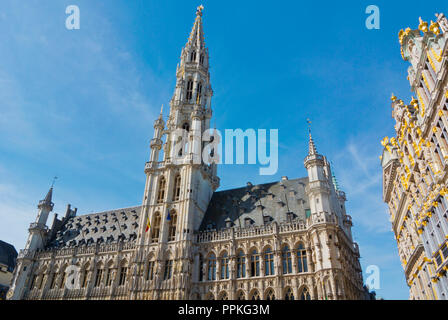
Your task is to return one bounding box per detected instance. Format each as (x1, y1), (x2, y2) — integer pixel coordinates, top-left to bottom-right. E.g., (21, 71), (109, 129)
(308, 132), (317, 156)
(186, 5), (205, 49)
(306, 119), (317, 156)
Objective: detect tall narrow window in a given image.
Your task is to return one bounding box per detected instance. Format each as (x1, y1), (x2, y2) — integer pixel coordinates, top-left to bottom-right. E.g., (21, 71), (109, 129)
(264, 247), (274, 276)
(60, 271), (67, 289)
(190, 51), (196, 62)
(168, 210), (177, 242)
(119, 266), (127, 286)
(39, 274), (46, 289)
(50, 273), (57, 289)
(163, 260), (173, 280)
(250, 249), (260, 277)
(81, 268), (89, 288)
(282, 245), (292, 274)
(196, 82), (202, 104)
(151, 212), (161, 242)
(220, 252), (229, 279)
(297, 243), (308, 273)
(207, 253), (217, 280)
(157, 177), (166, 204)
(186, 80), (193, 101)
(237, 251), (246, 278)
(146, 260), (155, 281)
(173, 175), (181, 201)
(200, 54), (204, 65)
(105, 267), (113, 287)
(94, 267), (103, 287)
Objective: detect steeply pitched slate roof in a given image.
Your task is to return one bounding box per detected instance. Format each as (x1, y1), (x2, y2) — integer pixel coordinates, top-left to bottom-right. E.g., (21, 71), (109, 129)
(200, 177), (310, 231)
(0, 240), (18, 272)
(46, 206), (142, 249)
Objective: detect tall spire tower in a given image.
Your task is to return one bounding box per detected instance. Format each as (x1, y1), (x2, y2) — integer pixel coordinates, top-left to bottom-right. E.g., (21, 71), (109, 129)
(135, 6), (219, 300)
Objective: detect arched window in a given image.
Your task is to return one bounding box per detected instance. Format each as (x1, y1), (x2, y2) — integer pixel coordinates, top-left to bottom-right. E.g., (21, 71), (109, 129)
(151, 212), (161, 242)
(146, 259), (155, 281)
(297, 243), (308, 273)
(266, 289), (275, 300)
(250, 290), (261, 300)
(168, 210), (177, 242)
(94, 263), (104, 287)
(173, 175), (181, 201)
(264, 247), (274, 276)
(218, 291), (228, 300)
(118, 261), (128, 286)
(285, 287), (294, 300)
(237, 250), (246, 278)
(157, 177), (166, 204)
(190, 50), (196, 62)
(186, 80), (194, 101)
(300, 287), (311, 300)
(220, 252), (229, 280)
(282, 245), (292, 274)
(207, 253), (217, 281)
(236, 290), (246, 300)
(250, 249), (260, 277)
(163, 259), (173, 280)
(182, 122), (190, 132)
(199, 53), (204, 65)
(196, 82), (202, 104)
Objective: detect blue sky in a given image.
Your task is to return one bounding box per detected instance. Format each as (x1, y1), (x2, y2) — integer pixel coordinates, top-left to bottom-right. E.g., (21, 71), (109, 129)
(0, 0), (446, 299)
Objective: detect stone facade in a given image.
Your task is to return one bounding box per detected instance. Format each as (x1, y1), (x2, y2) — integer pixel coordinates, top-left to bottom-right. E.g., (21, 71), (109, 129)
(7, 6), (365, 301)
(381, 13), (448, 299)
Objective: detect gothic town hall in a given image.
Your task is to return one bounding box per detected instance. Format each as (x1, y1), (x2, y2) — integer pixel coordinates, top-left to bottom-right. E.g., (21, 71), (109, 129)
(7, 7), (365, 300)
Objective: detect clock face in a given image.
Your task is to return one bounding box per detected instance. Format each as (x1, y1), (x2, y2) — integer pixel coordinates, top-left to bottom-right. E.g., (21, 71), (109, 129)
(6, 289), (13, 300)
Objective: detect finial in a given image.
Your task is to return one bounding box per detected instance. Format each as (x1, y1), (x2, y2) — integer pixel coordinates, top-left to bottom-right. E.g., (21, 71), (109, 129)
(307, 119), (317, 156)
(51, 176), (58, 188)
(391, 93), (397, 102)
(418, 17), (429, 32)
(196, 5), (204, 16)
(429, 20), (440, 35)
(160, 104), (164, 114)
(330, 161), (340, 191)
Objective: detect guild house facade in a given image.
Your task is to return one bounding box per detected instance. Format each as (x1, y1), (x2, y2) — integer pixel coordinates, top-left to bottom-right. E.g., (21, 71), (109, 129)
(381, 13), (448, 299)
(7, 6), (365, 300)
